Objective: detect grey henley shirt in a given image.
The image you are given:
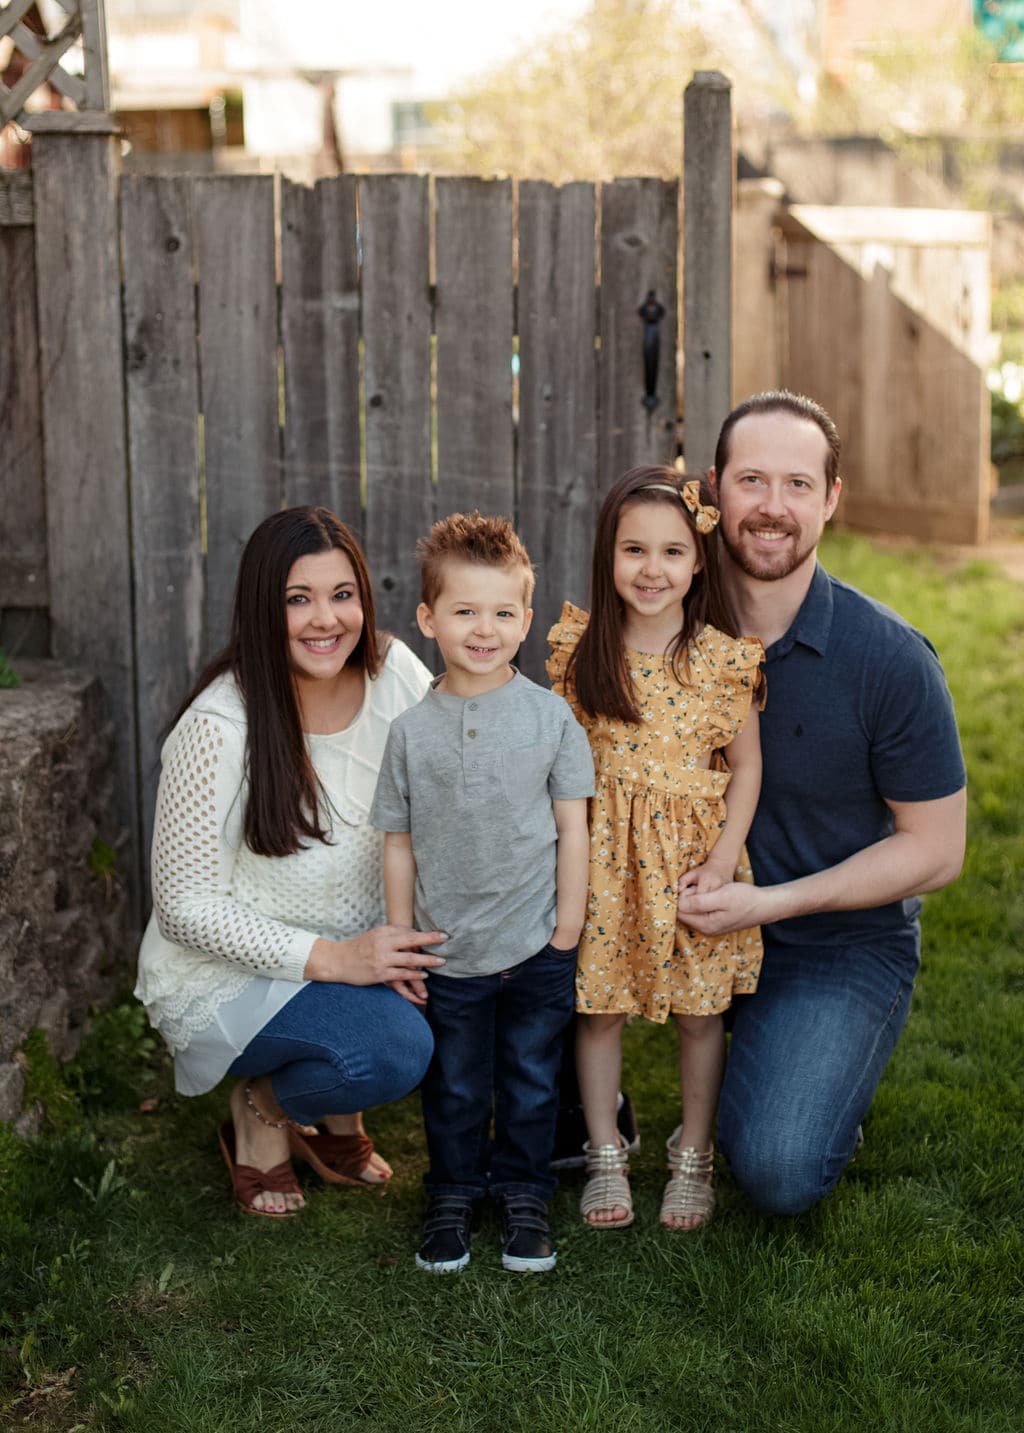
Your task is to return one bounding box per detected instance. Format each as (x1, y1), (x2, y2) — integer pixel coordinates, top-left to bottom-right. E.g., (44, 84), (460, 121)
(370, 670), (595, 976)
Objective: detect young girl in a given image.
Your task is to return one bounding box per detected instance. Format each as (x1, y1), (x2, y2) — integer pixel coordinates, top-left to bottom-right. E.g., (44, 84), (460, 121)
(547, 468), (764, 1232)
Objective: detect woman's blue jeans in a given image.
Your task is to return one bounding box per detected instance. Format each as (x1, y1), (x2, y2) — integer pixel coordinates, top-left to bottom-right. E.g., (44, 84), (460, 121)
(420, 944), (577, 1202)
(228, 982), (434, 1126)
(718, 939), (915, 1216)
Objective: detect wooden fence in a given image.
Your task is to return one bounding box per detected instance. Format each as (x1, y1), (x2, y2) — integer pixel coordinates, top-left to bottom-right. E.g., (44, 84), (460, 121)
(1, 72), (994, 921)
(2, 75), (735, 913)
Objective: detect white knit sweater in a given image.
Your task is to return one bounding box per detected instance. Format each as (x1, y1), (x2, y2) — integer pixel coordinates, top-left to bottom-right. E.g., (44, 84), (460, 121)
(135, 640), (432, 1088)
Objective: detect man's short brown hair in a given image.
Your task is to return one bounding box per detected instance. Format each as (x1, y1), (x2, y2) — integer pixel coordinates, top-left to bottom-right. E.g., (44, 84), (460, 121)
(715, 390), (841, 494)
(417, 511), (536, 608)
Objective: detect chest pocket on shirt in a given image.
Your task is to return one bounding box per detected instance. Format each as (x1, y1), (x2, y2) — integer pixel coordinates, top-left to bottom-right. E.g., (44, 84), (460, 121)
(501, 742), (558, 807)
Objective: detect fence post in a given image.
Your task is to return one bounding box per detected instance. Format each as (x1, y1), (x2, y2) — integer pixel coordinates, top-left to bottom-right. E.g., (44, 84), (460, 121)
(25, 112), (141, 926)
(682, 70), (734, 475)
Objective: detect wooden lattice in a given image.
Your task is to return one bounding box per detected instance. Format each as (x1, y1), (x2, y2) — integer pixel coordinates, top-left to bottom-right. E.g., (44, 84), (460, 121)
(0, 0), (109, 126)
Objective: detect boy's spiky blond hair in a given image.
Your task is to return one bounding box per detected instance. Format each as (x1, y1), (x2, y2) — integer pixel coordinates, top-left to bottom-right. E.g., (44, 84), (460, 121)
(417, 511), (535, 608)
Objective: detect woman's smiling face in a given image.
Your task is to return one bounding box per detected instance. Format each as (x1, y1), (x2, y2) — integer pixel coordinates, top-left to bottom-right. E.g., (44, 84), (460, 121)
(285, 548), (365, 682)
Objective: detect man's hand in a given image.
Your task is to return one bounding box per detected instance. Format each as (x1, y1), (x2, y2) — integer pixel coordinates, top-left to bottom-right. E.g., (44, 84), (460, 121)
(677, 881), (778, 936)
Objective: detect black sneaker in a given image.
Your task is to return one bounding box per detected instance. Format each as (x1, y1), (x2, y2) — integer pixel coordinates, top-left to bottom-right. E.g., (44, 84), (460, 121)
(549, 1091), (641, 1172)
(499, 1194), (557, 1273)
(415, 1196), (474, 1273)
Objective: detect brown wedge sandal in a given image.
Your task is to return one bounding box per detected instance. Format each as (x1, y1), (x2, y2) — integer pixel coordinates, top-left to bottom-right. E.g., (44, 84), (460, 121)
(287, 1126), (386, 1186)
(218, 1122), (303, 1219)
(659, 1127), (714, 1230)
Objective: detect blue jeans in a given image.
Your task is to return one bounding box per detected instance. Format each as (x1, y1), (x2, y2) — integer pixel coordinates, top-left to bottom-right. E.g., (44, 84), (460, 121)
(421, 944), (577, 1202)
(228, 982), (434, 1126)
(718, 939), (915, 1215)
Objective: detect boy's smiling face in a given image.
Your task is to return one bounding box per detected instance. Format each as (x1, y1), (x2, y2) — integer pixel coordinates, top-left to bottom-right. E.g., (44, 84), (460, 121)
(417, 560), (533, 697)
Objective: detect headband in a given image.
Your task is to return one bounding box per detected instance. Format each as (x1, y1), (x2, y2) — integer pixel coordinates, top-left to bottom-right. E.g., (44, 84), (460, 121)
(638, 478), (720, 534)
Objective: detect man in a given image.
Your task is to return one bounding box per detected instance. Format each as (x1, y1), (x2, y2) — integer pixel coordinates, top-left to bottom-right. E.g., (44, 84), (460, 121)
(677, 391), (966, 1215)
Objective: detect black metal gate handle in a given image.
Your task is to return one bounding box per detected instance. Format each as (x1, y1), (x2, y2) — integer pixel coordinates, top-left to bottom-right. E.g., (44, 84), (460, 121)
(639, 289), (666, 412)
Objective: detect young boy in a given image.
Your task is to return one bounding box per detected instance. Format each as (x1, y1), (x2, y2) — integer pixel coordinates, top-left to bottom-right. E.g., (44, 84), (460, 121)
(370, 512), (594, 1273)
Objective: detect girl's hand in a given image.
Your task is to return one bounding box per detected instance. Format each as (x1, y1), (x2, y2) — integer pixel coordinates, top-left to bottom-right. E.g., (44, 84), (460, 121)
(678, 861), (729, 894)
(677, 860), (733, 915)
(305, 927), (446, 987)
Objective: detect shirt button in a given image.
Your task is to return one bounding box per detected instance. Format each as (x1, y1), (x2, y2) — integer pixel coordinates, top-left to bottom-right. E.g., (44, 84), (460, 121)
(469, 702), (479, 711)
(467, 729), (477, 738)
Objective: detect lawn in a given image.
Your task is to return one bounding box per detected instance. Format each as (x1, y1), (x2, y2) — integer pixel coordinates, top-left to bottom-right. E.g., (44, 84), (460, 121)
(2, 531), (1022, 1432)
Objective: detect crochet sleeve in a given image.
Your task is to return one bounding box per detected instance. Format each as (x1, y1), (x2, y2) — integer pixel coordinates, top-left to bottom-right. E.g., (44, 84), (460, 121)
(149, 711), (316, 981)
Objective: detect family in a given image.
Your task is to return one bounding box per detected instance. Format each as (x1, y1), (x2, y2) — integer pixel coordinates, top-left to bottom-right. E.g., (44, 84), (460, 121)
(134, 390), (966, 1273)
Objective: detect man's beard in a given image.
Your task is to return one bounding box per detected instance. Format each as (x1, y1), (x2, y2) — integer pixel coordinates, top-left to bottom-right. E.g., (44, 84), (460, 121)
(719, 516), (816, 582)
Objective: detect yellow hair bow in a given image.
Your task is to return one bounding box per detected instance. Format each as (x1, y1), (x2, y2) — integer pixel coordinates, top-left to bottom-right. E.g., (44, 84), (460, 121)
(681, 479), (720, 534)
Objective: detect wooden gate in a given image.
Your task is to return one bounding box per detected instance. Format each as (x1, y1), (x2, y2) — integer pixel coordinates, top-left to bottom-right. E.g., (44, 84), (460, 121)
(119, 169), (681, 865)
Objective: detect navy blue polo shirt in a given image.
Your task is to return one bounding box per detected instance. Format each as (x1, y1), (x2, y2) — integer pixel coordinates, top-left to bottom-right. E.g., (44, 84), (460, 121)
(748, 563), (965, 967)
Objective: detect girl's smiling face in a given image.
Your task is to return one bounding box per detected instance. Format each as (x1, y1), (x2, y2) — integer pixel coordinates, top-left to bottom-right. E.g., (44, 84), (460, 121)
(612, 499), (701, 641)
(285, 549), (364, 682)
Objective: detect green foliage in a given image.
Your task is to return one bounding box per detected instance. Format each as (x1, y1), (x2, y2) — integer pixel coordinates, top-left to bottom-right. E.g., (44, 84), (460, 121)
(809, 25), (1024, 140)
(20, 1029), (79, 1135)
(87, 838), (118, 881)
(1, 541), (1022, 1429)
(436, 0), (750, 181)
(68, 999), (161, 1113)
(0, 647), (20, 689)
(991, 389), (1024, 465)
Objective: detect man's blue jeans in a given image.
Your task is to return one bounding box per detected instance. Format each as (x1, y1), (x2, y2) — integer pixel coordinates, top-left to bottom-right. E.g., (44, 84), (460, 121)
(228, 981), (434, 1126)
(718, 938), (916, 1216)
(421, 944), (577, 1202)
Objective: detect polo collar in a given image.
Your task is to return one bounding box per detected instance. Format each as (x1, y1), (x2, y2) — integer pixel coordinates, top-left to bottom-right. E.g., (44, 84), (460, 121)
(767, 562), (833, 660)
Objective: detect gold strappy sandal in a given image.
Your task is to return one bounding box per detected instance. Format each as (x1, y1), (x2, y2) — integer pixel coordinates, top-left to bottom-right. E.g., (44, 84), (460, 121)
(660, 1127), (714, 1230)
(580, 1140), (634, 1229)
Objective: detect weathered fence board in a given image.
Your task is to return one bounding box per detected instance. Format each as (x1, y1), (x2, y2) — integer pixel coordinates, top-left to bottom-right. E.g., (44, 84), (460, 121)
(683, 71), (733, 475)
(778, 209), (989, 543)
(598, 178), (679, 491)
(517, 179), (598, 680)
(280, 175), (361, 528)
(121, 175), (204, 861)
(360, 174), (433, 657)
(779, 227), (864, 510)
(0, 225), (47, 634)
(195, 176), (280, 653)
(29, 131), (140, 904)
(435, 177), (515, 518)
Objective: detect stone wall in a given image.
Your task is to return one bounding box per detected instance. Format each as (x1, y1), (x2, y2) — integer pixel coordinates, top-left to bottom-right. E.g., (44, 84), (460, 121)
(0, 661), (133, 1128)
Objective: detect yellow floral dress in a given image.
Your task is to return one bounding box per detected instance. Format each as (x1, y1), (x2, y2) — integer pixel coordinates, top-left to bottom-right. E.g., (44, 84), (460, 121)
(547, 602), (765, 1022)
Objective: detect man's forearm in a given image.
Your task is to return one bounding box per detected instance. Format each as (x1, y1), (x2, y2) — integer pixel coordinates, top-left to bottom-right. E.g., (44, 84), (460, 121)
(679, 789), (966, 935)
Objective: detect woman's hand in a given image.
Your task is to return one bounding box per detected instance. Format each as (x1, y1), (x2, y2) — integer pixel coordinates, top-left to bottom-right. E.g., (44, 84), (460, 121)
(304, 927), (446, 988)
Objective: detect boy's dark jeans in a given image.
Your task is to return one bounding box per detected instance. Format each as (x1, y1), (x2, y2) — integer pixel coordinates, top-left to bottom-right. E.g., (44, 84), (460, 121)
(421, 943), (577, 1202)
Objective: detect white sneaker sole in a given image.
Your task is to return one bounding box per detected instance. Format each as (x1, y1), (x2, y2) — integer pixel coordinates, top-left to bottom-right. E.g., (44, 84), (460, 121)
(415, 1250), (470, 1273)
(501, 1251), (557, 1273)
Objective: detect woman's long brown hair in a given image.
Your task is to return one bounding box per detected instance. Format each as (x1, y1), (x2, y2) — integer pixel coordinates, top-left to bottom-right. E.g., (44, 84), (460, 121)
(168, 506), (386, 856)
(567, 467), (737, 724)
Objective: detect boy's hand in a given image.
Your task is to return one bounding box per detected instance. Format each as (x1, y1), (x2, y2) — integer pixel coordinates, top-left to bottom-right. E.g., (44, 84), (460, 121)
(548, 927), (581, 954)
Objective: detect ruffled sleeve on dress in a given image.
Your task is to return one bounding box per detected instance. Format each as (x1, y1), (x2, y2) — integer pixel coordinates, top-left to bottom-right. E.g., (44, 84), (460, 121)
(545, 600), (590, 698)
(696, 627), (767, 746)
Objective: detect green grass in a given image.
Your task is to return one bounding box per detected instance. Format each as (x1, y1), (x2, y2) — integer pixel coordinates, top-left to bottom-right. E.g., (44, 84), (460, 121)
(3, 531), (1023, 1431)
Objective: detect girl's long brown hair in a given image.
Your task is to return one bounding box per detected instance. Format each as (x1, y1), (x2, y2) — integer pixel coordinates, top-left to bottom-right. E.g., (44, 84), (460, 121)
(567, 467), (737, 724)
(169, 506), (386, 856)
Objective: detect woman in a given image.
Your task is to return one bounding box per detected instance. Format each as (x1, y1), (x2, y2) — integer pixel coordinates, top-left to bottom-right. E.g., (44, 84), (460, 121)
(135, 507), (445, 1217)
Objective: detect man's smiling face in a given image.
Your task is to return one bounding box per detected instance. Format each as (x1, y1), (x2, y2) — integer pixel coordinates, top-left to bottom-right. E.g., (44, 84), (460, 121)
(713, 410), (841, 583)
